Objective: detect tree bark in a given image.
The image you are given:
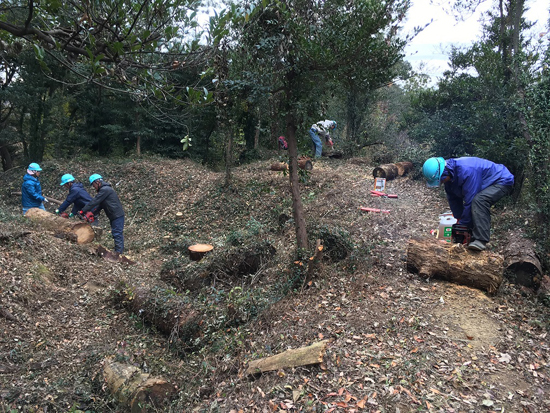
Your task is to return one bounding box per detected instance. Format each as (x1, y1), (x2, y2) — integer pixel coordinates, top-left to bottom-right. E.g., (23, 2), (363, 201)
(373, 164), (399, 180)
(245, 340), (329, 376)
(406, 237), (504, 294)
(103, 358), (175, 413)
(394, 161), (413, 176)
(24, 208), (94, 244)
(503, 237), (542, 289)
(270, 158), (313, 171)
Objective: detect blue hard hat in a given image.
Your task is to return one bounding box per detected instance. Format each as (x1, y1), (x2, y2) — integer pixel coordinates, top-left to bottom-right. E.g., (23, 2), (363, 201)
(422, 157), (446, 187)
(332, 121), (337, 129)
(28, 163), (42, 171)
(89, 173), (103, 185)
(60, 174), (75, 186)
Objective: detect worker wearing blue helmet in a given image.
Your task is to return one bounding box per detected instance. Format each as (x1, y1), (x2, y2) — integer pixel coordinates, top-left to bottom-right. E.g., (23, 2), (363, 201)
(56, 174), (98, 221)
(422, 157), (514, 251)
(21, 163), (48, 214)
(81, 174), (125, 254)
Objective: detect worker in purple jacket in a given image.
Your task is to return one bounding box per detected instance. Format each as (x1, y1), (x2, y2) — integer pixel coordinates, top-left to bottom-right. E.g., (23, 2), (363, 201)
(422, 157), (514, 251)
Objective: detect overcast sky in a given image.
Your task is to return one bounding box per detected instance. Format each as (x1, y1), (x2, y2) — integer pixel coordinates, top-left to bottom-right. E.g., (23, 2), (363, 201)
(403, 0), (550, 81)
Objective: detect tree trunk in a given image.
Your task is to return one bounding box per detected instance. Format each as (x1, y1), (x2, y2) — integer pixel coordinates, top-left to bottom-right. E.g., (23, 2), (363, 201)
(373, 164), (399, 180)
(286, 109), (308, 249)
(0, 142), (13, 171)
(103, 358), (175, 413)
(503, 237), (542, 289)
(270, 158), (313, 171)
(406, 237), (504, 294)
(245, 340), (329, 376)
(119, 285), (202, 346)
(24, 208), (95, 244)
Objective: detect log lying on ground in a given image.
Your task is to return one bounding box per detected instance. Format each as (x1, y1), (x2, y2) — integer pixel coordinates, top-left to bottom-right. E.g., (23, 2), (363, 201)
(11, 191), (62, 205)
(372, 161), (413, 180)
(394, 161), (413, 176)
(406, 237), (504, 294)
(270, 158), (313, 171)
(245, 340), (329, 376)
(119, 285), (202, 347)
(503, 237), (543, 289)
(24, 208), (94, 244)
(373, 164), (399, 180)
(103, 358), (175, 413)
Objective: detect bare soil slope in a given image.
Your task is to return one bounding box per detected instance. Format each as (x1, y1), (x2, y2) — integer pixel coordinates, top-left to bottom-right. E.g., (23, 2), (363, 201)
(1, 157), (549, 412)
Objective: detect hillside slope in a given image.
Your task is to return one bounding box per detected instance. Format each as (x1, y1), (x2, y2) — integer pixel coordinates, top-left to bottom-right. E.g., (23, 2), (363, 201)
(1, 157), (549, 412)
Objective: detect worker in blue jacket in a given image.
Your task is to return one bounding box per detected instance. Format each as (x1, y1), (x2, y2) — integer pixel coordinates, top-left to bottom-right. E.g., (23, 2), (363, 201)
(21, 163), (49, 214)
(81, 174), (125, 254)
(56, 174), (99, 222)
(422, 157), (514, 251)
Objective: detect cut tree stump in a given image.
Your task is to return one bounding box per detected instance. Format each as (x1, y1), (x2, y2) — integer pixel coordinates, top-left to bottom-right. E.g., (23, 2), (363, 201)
(24, 208), (94, 244)
(103, 358), (175, 413)
(406, 237), (504, 294)
(188, 244), (213, 261)
(503, 237), (543, 289)
(245, 340), (329, 376)
(270, 158), (313, 171)
(372, 164), (399, 180)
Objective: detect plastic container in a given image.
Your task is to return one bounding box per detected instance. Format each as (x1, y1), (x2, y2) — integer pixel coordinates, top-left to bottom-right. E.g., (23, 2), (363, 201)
(438, 212), (457, 242)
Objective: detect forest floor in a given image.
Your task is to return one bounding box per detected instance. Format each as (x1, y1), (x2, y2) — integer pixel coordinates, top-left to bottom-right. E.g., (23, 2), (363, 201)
(0, 155), (549, 413)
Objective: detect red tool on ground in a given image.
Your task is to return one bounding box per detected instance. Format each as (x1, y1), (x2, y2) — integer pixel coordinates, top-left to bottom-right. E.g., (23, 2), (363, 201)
(360, 207), (390, 214)
(370, 190), (398, 198)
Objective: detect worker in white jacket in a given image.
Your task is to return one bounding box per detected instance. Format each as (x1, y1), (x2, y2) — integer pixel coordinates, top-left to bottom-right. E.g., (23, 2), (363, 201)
(309, 120), (336, 158)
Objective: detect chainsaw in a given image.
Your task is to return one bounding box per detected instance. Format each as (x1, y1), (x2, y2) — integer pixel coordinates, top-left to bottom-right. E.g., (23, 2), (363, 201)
(78, 211), (95, 223)
(451, 224), (471, 245)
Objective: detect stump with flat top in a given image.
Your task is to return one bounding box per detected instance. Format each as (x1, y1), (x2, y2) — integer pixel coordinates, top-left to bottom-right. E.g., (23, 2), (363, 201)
(24, 208), (94, 244)
(188, 244), (213, 261)
(406, 237), (504, 294)
(103, 358), (175, 413)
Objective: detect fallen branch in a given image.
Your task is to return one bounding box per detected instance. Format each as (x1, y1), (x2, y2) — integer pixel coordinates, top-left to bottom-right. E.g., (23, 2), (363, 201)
(245, 340), (329, 376)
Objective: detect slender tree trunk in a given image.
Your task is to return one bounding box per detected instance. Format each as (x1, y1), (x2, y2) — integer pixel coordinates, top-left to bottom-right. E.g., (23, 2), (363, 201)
(285, 96), (308, 249)
(0, 142), (13, 171)
(19, 107), (28, 160)
(135, 111), (141, 157)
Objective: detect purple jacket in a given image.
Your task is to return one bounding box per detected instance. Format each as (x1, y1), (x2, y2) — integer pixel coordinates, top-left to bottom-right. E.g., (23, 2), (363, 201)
(441, 157), (514, 226)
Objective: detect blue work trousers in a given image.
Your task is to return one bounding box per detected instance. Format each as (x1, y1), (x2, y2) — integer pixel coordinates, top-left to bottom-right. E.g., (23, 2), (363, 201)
(309, 129), (323, 158)
(110, 215), (125, 253)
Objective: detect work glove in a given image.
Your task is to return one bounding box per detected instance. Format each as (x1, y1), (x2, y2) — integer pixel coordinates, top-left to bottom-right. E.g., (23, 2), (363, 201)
(68, 213), (74, 218)
(55, 209), (60, 214)
(43, 198), (49, 203)
(327, 138), (334, 147)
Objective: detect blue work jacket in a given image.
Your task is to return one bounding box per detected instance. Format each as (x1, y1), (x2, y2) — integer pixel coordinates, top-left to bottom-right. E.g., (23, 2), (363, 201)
(441, 157), (514, 227)
(58, 182), (93, 215)
(21, 174), (45, 208)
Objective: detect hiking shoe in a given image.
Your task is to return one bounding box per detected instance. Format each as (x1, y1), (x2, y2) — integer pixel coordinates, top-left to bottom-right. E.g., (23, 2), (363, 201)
(468, 240), (486, 251)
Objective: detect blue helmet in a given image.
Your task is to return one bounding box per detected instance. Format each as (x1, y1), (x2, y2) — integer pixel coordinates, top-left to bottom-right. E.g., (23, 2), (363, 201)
(331, 121), (337, 129)
(422, 157), (446, 187)
(89, 173), (103, 186)
(60, 174), (75, 186)
(28, 163), (42, 171)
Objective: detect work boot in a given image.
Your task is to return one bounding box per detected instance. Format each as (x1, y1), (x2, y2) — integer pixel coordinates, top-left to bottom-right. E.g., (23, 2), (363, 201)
(468, 240), (486, 251)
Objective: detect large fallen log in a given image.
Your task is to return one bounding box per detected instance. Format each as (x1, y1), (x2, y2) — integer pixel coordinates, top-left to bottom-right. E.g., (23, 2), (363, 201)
(119, 285), (202, 348)
(245, 340), (329, 376)
(103, 358), (175, 413)
(406, 237), (504, 294)
(394, 161), (413, 176)
(270, 158), (313, 171)
(503, 237), (543, 289)
(372, 163), (399, 180)
(24, 208), (95, 244)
